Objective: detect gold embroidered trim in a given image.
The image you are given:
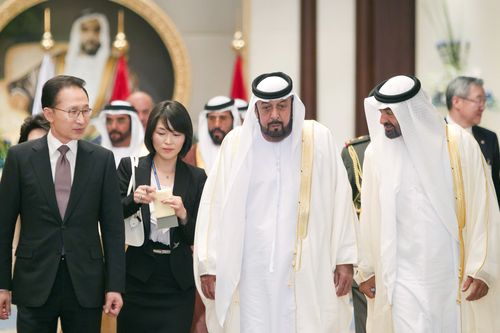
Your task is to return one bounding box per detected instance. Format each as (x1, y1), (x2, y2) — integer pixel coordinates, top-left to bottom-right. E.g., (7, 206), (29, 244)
(347, 145), (363, 215)
(446, 125), (466, 304)
(293, 120), (314, 272)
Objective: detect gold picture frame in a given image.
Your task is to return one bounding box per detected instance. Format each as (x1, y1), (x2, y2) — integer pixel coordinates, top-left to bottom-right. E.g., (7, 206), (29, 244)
(0, 0), (191, 143)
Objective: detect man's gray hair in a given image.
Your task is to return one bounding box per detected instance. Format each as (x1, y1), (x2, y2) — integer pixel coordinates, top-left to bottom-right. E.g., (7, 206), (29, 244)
(445, 76), (484, 110)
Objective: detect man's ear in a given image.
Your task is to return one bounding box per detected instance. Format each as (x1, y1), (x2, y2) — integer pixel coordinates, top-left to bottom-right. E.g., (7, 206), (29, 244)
(42, 107), (54, 123)
(451, 95), (461, 109)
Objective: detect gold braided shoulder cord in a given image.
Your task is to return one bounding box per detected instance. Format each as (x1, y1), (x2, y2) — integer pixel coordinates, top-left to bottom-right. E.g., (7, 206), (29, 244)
(347, 145), (363, 214)
(445, 125), (467, 304)
(293, 120), (314, 272)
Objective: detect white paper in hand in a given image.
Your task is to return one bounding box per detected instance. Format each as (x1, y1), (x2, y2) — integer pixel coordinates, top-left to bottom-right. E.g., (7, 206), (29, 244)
(153, 188), (178, 229)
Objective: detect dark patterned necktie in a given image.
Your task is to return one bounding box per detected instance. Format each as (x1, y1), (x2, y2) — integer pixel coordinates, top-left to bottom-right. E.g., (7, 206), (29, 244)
(55, 145), (71, 219)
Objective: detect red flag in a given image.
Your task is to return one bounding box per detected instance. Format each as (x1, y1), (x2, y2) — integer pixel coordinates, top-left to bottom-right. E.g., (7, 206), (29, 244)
(230, 54), (247, 101)
(110, 55), (130, 101)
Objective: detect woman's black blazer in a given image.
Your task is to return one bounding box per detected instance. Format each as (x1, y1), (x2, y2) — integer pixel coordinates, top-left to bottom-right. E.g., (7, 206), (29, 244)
(117, 154), (207, 291)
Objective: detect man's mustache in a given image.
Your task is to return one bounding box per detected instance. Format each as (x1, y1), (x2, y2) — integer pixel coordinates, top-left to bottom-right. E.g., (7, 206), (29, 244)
(268, 120), (283, 129)
(210, 128), (225, 136)
(109, 130), (124, 136)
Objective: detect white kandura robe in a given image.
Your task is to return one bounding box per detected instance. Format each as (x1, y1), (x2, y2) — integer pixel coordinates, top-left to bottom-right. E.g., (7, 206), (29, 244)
(392, 137), (458, 332)
(194, 121), (358, 333)
(240, 132), (297, 332)
(358, 124), (500, 333)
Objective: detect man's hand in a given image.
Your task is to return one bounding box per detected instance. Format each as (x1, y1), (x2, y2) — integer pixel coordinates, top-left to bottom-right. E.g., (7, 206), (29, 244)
(0, 290), (11, 320)
(103, 292), (123, 317)
(462, 276), (489, 301)
(359, 275), (376, 299)
(334, 264), (353, 297)
(201, 275), (216, 300)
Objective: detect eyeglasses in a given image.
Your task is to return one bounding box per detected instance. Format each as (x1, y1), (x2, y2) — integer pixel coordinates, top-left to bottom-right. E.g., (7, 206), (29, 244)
(52, 107), (93, 119)
(460, 97), (486, 106)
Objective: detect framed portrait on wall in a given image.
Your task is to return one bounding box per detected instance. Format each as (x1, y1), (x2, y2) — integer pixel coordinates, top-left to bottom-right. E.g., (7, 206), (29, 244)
(0, 0), (190, 144)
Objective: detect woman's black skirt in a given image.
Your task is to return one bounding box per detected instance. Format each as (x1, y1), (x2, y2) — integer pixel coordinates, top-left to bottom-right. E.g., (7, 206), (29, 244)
(117, 245), (195, 333)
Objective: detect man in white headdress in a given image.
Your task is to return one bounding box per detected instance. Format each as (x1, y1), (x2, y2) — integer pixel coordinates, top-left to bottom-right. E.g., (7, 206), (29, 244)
(5, 12), (115, 114)
(234, 98), (248, 123)
(358, 75), (500, 332)
(193, 72), (357, 332)
(64, 13), (113, 112)
(92, 100), (145, 167)
(186, 96), (240, 172)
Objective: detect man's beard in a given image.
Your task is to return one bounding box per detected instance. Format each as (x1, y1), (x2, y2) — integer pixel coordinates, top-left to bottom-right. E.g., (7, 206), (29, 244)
(209, 128), (229, 145)
(258, 117), (293, 141)
(383, 122), (402, 139)
(109, 129), (131, 145)
(81, 41), (101, 56)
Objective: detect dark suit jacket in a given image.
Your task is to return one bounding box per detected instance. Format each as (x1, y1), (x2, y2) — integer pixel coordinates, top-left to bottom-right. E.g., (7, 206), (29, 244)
(472, 125), (500, 205)
(0, 136), (125, 308)
(116, 155), (206, 291)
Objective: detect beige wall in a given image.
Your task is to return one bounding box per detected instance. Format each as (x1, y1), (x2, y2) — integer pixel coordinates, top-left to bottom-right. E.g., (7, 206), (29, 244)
(154, 0), (240, 126)
(246, 0), (357, 146)
(317, 0), (356, 145)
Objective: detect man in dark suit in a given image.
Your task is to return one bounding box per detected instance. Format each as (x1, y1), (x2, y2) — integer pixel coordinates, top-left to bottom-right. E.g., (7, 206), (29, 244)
(446, 76), (500, 206)
(0, 75), (125, 333)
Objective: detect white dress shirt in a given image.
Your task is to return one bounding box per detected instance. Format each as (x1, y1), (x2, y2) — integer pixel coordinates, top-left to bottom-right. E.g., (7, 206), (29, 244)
(46, 130), (78, 183)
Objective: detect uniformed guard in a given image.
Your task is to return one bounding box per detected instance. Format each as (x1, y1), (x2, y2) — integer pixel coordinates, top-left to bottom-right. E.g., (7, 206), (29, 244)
(341, 134), (370, 333)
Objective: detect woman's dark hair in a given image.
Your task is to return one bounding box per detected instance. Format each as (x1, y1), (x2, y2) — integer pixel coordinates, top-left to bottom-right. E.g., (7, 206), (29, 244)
(41, 75), (88, 108)
(144, 100), (193, 157)
(18, 114), (50, 143)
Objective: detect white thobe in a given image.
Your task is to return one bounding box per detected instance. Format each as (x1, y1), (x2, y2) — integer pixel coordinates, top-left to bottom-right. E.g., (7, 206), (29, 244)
(240, 133), (298, 333)
(392, 143), (458, 332)
(194, 121), (358, 333)
(358, 125), (500, 333)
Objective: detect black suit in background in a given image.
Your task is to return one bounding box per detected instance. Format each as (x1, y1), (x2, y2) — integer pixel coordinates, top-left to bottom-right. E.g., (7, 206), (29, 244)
(0, 136), (125, 332)
(116, 155), (206, 333)
(472, 125), (500, 206)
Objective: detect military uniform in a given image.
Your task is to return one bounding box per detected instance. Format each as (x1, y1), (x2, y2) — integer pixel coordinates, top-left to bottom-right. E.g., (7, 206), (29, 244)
(341, 135), (370, 215)
(341, 134), (370, 333)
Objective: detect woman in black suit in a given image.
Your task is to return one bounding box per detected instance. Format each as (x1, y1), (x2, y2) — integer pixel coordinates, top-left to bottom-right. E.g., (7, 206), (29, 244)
(116, 101), (207, 332)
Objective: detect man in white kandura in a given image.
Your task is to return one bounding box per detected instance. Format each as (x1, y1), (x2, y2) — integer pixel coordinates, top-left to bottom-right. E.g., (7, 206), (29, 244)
(358, 75), (500, 333)
(194, 71), (358, 332)
(64, 13), (112, 111)
(92, 100), (145, 167)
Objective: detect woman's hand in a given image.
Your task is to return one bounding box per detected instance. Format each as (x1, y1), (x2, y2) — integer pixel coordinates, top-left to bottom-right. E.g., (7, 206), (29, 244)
(162, 195), (187, 221)
(134, 185), (156, 204)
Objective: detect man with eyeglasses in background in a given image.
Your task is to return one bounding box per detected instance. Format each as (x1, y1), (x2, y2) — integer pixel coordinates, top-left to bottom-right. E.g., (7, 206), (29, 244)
(0, 75), (125, 332)
(91, 100), (145, 167)
(446, 76), (500, 205)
